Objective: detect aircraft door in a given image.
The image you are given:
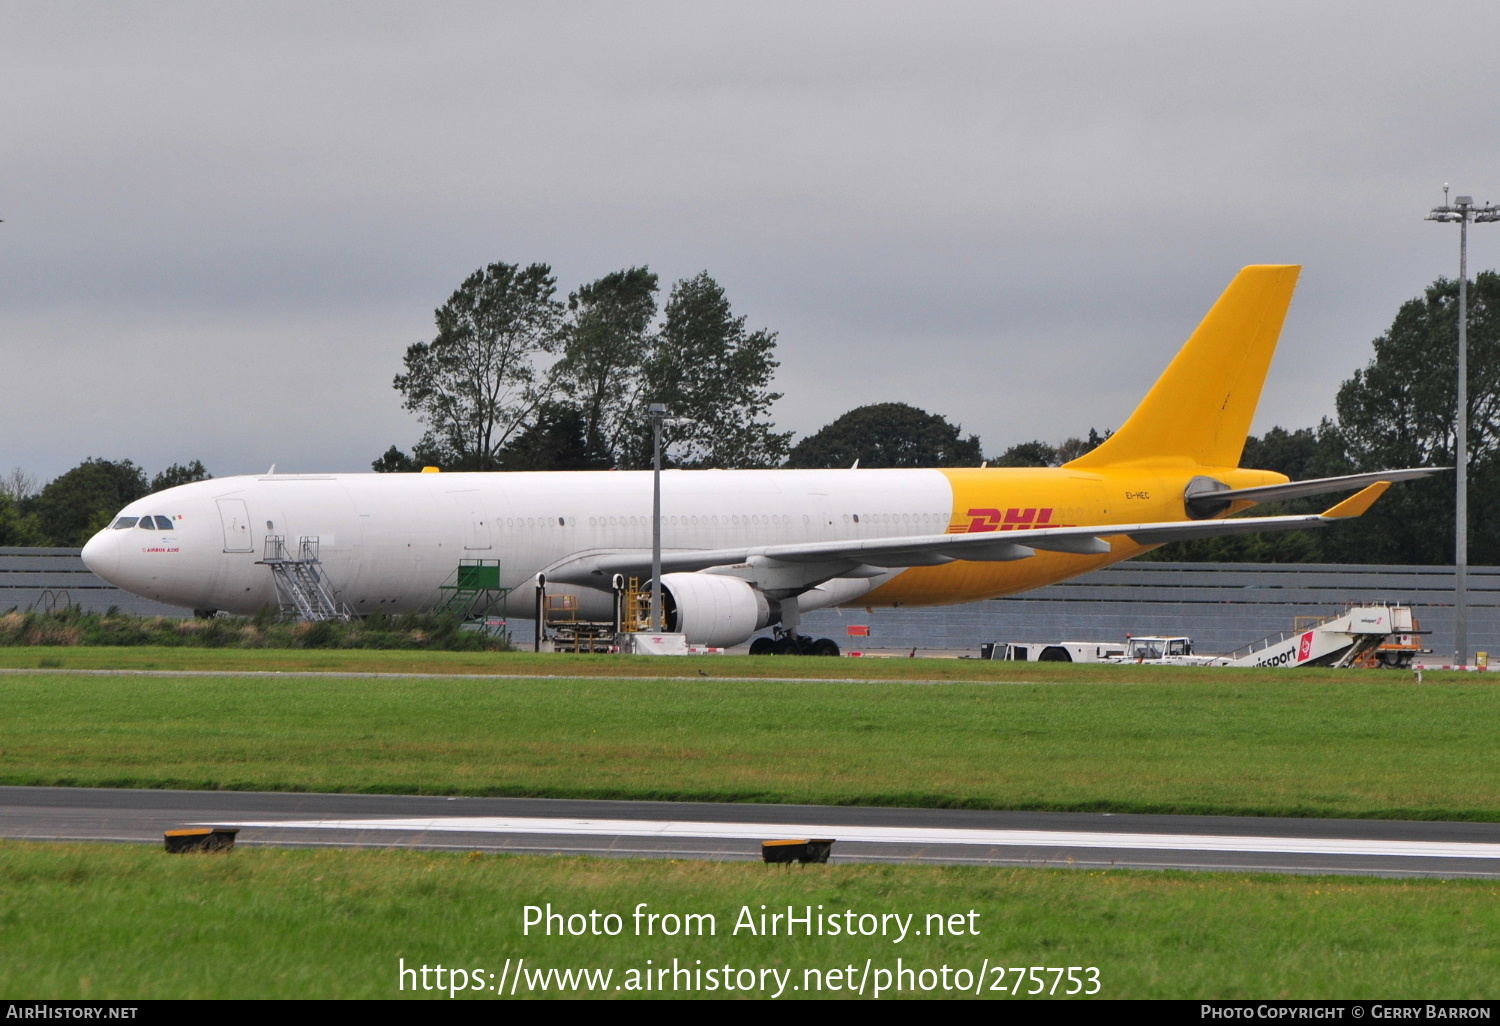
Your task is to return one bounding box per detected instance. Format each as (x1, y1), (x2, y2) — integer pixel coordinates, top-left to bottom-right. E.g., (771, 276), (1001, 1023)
(464, 513), (492, 551)
(216, 498), (254, 552)
(445, 491), (492, 550)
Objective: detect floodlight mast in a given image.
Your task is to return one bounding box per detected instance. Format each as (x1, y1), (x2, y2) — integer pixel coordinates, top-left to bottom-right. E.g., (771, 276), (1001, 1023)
(646, 404), (693, 632)
(1426, 188), (1500, 668)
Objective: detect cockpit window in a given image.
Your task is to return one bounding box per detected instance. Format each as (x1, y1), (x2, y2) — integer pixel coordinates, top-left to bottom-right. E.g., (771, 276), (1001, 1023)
(112, 517), (139, 530)
(138, 518), (155, 529)
(153, 516), (173, 530)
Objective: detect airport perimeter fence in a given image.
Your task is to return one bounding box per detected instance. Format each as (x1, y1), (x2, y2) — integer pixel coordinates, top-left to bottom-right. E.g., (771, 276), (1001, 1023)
(4, 548), (1497, 658)
(799, 563), (1500, 658)
(0, 547), (181, 617)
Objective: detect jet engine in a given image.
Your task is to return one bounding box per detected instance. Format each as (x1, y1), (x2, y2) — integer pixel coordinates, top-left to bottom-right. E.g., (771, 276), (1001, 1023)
(658, 573), (779, 648)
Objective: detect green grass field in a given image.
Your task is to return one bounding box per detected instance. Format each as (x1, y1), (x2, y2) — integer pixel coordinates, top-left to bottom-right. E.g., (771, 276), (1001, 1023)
(0, 643), (1444, 681)
(0, 644), (1262, 679)
(3, 841), (1497, 999)
(1, 650), (1496, 818)
(4, 648), (1498, 1001)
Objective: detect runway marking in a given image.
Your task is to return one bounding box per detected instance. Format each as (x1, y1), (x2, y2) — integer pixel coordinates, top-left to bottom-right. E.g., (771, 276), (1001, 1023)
(217, 816), (1500, 860)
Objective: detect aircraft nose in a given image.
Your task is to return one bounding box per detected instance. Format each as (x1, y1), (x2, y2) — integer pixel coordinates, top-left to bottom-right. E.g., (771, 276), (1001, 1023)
(80, 529), (121, 584)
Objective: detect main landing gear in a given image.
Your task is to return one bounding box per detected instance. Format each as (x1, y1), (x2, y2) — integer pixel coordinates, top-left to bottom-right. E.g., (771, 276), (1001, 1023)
(749, 629), (841, 657)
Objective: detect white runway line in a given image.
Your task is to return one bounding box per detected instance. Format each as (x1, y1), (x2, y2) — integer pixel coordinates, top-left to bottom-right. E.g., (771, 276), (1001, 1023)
(217, 816), (1500, 860)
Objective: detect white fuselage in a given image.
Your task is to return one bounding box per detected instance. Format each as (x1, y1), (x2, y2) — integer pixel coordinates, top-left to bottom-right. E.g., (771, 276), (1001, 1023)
(81, 469), (957, 618)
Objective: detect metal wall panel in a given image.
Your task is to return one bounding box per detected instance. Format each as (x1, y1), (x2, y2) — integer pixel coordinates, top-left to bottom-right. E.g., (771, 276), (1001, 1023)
(0, 549), (182, 616)
(2, 549), (1492, 659)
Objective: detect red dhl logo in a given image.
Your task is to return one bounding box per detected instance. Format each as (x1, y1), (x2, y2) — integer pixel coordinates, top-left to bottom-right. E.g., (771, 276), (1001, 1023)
(949, 508), (1073, 533)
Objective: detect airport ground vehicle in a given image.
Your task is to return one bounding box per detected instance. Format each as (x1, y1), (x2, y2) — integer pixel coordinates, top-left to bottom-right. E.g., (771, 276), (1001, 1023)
(981, 641), (1127, 663)
(986, 606), (1425, 669)
(83, 266), (1432, 651)
(1223, 606), (1428, 669)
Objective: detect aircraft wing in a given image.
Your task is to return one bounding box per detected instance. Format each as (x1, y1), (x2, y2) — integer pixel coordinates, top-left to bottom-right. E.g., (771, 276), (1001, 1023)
(570, 482), (1392, 580)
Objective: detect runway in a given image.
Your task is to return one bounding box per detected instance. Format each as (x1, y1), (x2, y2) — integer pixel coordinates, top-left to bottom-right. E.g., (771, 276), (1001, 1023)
(5, 786), (1500, 878)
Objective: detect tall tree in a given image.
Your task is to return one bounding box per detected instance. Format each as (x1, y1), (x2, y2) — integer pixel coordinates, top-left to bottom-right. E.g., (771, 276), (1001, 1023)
(393, 262), (563, 470)
(631, 272), (790, 469)
(371, 446), (418, 473)
(151, 460), (211, 492)
(991, 440), (1058, 467)
(0, 494), (43, 546)
(0, 468), (38, 503)
(1143, 273), (1500, 564)
(1240, 426), (1322, 483)
(551, 267), (658, 466)
(786, 403), (983, 469)
(1321, 271), (1500, 565)
(1137, 423), (1347, 563)
(33, 458), (150, 546)
(1055, 427), (1113, 465)
(496, 402), (612, 471)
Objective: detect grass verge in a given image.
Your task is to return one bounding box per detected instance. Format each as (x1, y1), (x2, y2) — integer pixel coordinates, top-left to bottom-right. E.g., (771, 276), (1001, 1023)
(2, 666), (1498, 818)
(0, 643), (1462, 682)
(1, 841), (1495, 999)
(0, 608), (511, 651)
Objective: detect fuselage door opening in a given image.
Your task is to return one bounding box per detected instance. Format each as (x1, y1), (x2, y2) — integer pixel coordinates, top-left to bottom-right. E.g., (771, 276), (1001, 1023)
(216, 497), (254, 553)
(465, 514), (492, 551)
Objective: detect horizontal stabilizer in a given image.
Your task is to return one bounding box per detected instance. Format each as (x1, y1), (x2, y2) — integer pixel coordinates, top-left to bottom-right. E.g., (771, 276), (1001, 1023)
(1186, 467), (1442, 516)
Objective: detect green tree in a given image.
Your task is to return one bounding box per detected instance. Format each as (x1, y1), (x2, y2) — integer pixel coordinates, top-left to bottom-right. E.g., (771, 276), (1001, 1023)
(551, 267), (658, 466)
(393, 262), (564, 470)
(630, 272), (790, 470)
(1319, 272), (1500, 565)
(371, 439), (448, 473)
(0, 468), (38, 504)
(150, 460), (211, 492)
(0, 494), (44, 546)
(33, 458), (150, 546)
(1139, 422), (1350, 563)
(1240, 426), (1321, 483)
(1056, 428), (1113, 465)
(991, 440), (1057, 468)
(786, 403), (983, 469)
(497, 402), (612, 471)
(371, 446), (418, 473)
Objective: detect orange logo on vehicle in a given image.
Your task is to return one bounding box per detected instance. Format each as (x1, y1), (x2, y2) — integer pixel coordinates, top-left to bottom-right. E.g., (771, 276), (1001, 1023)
(950, 508), (1065, 533)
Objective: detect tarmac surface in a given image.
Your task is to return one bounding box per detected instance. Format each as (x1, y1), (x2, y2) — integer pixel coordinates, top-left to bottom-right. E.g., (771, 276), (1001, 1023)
(5, 786), (1500, 878)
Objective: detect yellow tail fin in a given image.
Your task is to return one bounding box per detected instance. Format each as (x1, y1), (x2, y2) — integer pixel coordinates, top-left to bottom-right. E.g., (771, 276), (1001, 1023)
(1066, 265), (1300, 469)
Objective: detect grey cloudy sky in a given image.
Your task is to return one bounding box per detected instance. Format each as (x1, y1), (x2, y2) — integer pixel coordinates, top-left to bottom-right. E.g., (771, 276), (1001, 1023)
(3, 1), (1498, 483)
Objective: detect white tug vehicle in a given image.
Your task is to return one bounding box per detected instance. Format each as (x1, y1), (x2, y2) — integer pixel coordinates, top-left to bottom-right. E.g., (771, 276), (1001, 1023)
(987, 605), (1426, 669)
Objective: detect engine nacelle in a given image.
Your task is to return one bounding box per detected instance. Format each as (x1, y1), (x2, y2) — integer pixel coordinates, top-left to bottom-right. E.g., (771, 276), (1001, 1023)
(658, 573), (778, 648)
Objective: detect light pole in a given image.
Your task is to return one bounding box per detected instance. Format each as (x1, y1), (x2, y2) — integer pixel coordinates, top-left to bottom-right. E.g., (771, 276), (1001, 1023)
(1426, 186), (1500, 667)
(646, 404), (692, 631)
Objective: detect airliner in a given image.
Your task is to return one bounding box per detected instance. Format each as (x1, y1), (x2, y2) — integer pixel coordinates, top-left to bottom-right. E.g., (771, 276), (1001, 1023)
(82, 265), (1431, 653)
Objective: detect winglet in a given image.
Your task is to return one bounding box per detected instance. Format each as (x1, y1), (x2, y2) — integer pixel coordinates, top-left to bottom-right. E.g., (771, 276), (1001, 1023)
(1322, 481), (1390, 519)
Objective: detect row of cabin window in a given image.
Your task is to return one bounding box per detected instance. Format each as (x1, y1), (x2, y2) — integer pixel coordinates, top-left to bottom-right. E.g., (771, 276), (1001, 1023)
(510, 513), (946, 529)
(584, 514), (798, 528)
(111, 511), (945, 534)
(105, 511), (943, 535)
(113, 516), (174, 531)
(846, 513), (945, 525)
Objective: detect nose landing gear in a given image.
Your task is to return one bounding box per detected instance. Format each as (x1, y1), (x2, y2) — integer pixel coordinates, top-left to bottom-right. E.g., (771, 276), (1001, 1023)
(749, 629), (841, 657)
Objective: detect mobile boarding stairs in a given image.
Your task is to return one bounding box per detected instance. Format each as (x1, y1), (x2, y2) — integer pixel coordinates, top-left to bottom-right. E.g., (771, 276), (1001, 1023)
(256, 535), (352, 622)
(1218, 605), (1418, 669)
